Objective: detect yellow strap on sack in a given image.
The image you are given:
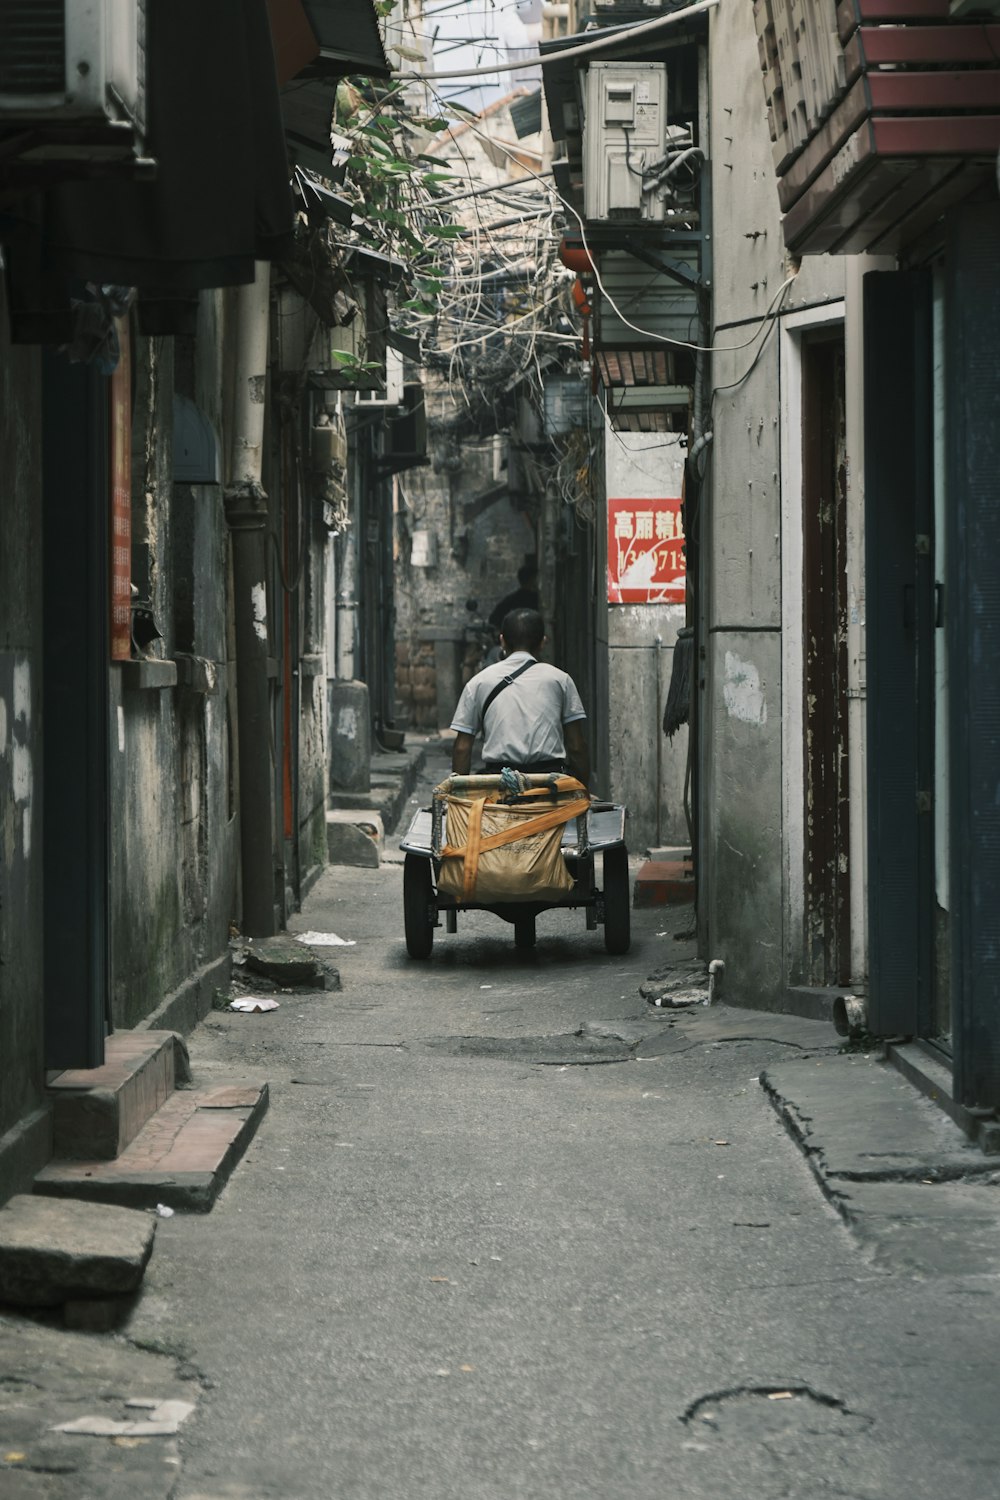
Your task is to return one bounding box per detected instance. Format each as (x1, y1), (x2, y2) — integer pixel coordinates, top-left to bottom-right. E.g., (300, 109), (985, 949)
(462, 795), (486, 900)
(440, 794), (590, 900)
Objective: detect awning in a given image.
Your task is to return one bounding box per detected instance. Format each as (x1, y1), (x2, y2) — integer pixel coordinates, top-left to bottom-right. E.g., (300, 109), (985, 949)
(268, 0), (389, 82)
(271, 0), (389, 177)
(42, 0), (294, 291)
(510, 90), (543, 140)
(298, 0), (390, 79)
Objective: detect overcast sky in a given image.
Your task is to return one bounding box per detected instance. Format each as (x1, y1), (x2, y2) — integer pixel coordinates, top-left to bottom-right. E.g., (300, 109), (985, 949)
(423, 0), (543, 113)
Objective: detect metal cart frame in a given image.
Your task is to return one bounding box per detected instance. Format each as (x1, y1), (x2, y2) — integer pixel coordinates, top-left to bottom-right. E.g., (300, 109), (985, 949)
(399, 774), (630, 957)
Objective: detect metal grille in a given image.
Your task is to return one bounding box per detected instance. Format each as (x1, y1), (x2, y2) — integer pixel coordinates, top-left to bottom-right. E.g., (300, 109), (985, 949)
(0, 0), (66, 95)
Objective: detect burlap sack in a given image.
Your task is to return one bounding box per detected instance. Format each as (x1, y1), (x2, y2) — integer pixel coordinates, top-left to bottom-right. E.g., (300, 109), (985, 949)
(437, 791), (586, 903)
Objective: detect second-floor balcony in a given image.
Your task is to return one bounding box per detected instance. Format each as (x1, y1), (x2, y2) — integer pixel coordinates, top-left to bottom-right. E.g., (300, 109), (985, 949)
(754, 0), (1000, 256)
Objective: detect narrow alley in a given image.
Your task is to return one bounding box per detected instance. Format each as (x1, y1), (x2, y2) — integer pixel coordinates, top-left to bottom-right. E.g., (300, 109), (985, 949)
(6, 743), (998, 1500)
(2, 2), (1000, 1496)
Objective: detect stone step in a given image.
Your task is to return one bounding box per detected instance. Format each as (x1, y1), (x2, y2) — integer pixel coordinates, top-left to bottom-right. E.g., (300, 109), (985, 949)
(326, 808), (383, 867)
(48, 1030), (188, 1161)
(633, 858), (696, 907)
(34, 1079), (268, 1213)
(0, 1194), (155, 1309)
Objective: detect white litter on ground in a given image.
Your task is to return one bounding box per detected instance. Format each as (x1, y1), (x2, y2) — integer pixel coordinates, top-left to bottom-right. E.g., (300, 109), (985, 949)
(296, 931), (356, 947)
(53, 1400), (196, 1437)
(228, 997), (280, 1013)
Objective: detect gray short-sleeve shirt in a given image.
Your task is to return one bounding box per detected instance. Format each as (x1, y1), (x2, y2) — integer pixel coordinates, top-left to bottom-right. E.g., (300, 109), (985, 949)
(450, 651), (586, 766)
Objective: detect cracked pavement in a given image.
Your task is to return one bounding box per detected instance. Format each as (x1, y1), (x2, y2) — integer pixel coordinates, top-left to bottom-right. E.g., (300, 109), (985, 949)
(4, 746), (1000, 1498)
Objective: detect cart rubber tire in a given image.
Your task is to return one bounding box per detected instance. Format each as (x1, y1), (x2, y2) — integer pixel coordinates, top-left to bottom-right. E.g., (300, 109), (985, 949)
(404, 854), (435, 959)
(602, 846), (631, 955)
(514, 912), (537, 948)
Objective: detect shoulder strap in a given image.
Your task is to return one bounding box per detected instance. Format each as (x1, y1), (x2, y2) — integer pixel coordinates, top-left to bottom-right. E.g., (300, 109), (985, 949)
(482, 658), (534, 720)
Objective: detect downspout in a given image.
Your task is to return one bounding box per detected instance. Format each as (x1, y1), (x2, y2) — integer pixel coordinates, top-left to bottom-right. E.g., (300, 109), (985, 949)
(225, 262), (276, 937)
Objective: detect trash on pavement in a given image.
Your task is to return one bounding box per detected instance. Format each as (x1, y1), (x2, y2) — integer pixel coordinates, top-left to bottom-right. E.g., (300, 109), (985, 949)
(227, 997), (280, 1013)
(155, 1203), (175, 1217)
(53, 1400), (196, 1437)
(296, 930), (356, 946)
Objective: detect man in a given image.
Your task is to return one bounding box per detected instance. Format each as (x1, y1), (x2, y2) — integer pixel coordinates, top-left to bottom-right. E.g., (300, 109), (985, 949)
(450, 608), (590, 788)
(488, 562), (540, 632)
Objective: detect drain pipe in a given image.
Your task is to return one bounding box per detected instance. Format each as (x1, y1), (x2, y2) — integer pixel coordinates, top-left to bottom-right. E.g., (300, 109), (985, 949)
(225, 262), (276, 937)
(654, 634), (663, 848)
(832, 994), (868, 1039)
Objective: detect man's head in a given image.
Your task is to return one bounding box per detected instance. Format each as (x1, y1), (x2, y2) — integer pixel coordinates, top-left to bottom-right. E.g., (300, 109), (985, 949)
(517, 562), (538, 589)
(500, 607), (545, 655)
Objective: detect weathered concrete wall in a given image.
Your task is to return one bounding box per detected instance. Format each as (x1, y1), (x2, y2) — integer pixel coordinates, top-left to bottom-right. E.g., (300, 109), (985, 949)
(329, 679), (371, 792)
(0, 305), (46, 1193)
(395, 382), (537, 730)
(709, 8), (844, 331)
(603, 428), (689, 853)
(704, 3), (848, 1005)
(110, 334), (186, 1027)
(110, 312), (235, 1031)
(702, 624), (784, 1004)
(607, 606), (688, 852)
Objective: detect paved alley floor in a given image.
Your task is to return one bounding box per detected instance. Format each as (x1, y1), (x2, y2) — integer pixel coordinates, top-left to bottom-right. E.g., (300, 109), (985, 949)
(7, 745), (1000, 1499)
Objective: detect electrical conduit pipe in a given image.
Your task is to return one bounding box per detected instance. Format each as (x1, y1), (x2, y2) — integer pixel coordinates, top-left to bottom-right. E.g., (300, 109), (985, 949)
(224, 261), (277, 937)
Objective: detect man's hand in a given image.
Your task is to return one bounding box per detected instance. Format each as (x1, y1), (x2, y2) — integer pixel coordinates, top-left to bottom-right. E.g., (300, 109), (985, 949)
(563, 720), (590, 791)
(452, 732), (475, 775)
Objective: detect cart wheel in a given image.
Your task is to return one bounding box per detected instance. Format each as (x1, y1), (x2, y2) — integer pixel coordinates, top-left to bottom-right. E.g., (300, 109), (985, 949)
(602, 846), (631, 955)
(403, 854), (435, 959)
(514, 911), (537, 949)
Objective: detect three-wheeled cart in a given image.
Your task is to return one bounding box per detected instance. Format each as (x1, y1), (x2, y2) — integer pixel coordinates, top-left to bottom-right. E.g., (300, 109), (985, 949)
(399, 772), (630, 958)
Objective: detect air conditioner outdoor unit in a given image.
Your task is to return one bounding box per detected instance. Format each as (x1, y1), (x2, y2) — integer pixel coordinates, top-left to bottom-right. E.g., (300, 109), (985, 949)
(583, 61), (668, 223)
(0, 0), (146, 150)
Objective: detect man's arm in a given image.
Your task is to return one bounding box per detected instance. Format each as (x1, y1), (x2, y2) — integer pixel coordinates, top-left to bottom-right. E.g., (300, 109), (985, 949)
(452, 731), (475, 775)
(563, 719), (590, 791)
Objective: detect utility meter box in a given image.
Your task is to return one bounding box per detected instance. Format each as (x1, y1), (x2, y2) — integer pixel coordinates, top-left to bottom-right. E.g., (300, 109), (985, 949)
(583, 61), (669, 222)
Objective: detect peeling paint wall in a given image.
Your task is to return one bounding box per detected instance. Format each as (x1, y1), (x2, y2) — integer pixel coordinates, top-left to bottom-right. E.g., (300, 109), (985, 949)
(705, 2), (847, 1007)
(0, 311), (45, 1177)
(395, 375), (537, 730)
(110, 321), (236, 1029)
(604, 428), (689, 853)
(297, 664), (329, 895)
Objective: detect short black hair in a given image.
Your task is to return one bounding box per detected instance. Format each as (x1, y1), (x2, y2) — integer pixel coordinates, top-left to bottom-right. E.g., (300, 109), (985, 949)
(501, 607), (544, 652)
(517, 562), (538, 587)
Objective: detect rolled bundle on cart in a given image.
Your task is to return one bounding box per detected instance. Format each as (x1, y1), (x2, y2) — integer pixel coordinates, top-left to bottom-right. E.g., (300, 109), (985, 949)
(399, 770), (631, 959)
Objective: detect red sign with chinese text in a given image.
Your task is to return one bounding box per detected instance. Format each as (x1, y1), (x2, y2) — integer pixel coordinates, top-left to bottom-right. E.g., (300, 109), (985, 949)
(607, 496), (685, 604)
(110, 318), (132, 660)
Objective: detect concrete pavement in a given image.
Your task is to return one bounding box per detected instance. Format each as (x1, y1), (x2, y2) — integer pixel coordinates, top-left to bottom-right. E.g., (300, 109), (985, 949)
(3, 739), (999, 1499)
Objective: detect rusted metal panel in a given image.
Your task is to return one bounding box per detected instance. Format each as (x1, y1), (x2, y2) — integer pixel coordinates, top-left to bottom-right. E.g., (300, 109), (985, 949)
(863, 161), (989, 254)
(871, 113), (1000, 154)
(832, 158), (967, 252)
(836, 0), (950, 44)
(780, 73), (1000, 210)
(846, 22), (1000, 68)
(265, 0), (319, 86)
(869, 69), (1000, 110)
(782, 110), (1000, 253)
(777, 77), (870, 210)
(781, 119), (878, 252)
(758, 0), (1000, 249)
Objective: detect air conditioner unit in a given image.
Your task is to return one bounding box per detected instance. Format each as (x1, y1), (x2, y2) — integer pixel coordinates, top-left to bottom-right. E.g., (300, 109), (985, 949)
(0, 0), (145, 151)
(583, 61), (668, 222)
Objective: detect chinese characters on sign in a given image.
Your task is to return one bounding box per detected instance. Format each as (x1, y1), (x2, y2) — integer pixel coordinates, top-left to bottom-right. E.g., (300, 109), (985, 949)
(110, 317), (132, 661)
(607, 496), (685, 604)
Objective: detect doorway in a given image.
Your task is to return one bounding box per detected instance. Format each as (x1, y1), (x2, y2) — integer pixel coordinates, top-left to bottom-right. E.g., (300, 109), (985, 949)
(801, 332), (850, 986)
(42, 354), (111, 1069)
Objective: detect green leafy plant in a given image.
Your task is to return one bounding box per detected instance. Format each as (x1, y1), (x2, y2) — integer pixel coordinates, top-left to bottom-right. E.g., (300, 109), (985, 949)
(334, 78), (461, 313)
